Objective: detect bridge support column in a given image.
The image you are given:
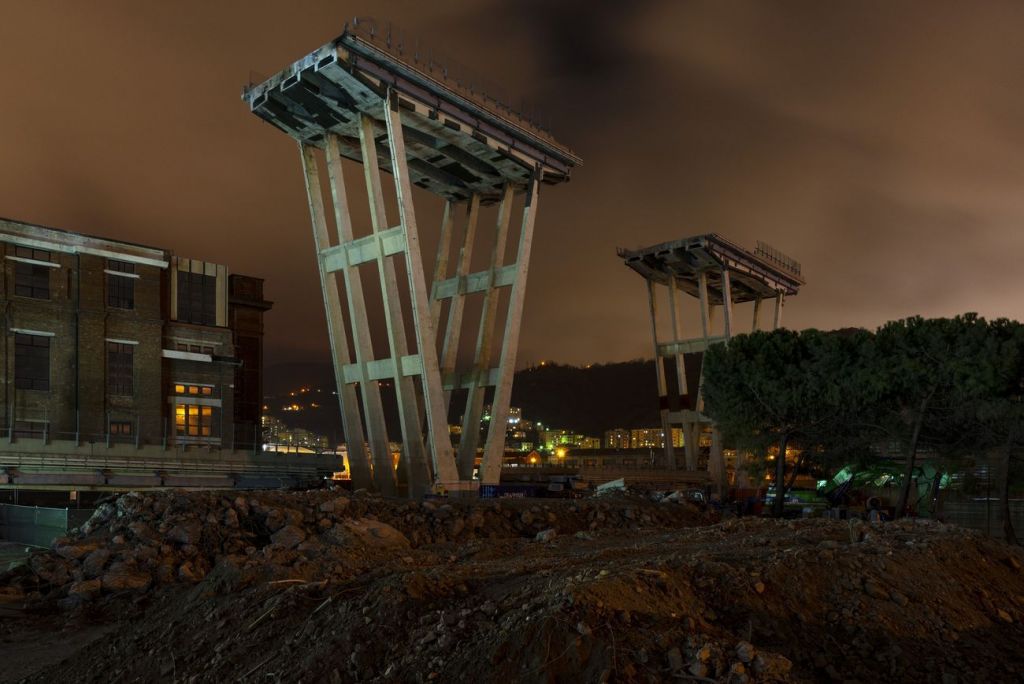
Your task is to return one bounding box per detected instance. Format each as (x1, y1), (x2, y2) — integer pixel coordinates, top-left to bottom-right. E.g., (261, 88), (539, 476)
(297, 90), (546, 495)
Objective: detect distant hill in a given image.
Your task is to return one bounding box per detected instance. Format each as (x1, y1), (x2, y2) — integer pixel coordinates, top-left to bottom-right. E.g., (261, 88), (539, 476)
(508, 360), (660, 435)
(265, 359), (661, 440)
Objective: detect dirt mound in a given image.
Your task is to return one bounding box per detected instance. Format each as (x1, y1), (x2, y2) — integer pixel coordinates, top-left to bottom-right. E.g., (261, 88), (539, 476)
(2, 491), (1023, 683)
(1, 488), (712, 608)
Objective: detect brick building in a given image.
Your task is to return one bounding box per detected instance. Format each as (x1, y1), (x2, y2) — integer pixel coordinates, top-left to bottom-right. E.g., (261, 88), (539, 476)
(0, 217), (271, 448)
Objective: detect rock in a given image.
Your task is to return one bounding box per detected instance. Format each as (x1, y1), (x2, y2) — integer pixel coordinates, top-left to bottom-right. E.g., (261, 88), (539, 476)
(577, 621), (592, 636)
(265, 507), (302, 532)
(318, 497), (350, 514)
(128, 521), (158, 542)
(178, 562), (203, 583)
(754, 581), (766, 594)
(449, 518), (465, 537)
(82, 549), (112, 579)
(101, 567), (152, 592)
(891, 591), (909, 606)
(696, 645), (712, 663)
(520, 511), (534, 525)
(68, 579), (102, 601)
(736, 641), (755, 663)
(535, 529), (557, 543)
(688, 661), (709, 678)
(342, 519), (410, 549)
(156, 562), (177, 584)
(116, 492), (146, 517)
(996, 609), (1013, 624)
(54, 542), (99, 561)
(864, 580), (890, 601)
(666, 647), (684, 672)
(223, 507), (239, 528)
(166, 521), (202, 546)
(80, 502), (116, 534)
(271, 525), (307, 549)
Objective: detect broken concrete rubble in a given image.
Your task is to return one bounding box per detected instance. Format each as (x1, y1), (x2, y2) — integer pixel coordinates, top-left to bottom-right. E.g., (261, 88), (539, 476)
(0, 488), (1022, 683)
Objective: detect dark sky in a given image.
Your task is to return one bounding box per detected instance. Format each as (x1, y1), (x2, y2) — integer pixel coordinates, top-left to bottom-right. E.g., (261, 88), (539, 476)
(3, 1), (1023, 367)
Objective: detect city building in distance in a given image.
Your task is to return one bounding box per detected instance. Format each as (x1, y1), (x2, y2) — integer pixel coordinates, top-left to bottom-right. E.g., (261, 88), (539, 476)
(0, 217), (272, 449)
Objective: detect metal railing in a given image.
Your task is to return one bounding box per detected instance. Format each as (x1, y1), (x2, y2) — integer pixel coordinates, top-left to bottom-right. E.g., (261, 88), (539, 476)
(345, 16), (557, 142)
(754, 241), (802, 277)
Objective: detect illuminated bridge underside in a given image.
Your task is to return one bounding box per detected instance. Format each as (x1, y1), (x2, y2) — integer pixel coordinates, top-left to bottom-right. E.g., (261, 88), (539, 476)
(246, 23), (578, 496)
(244, 29), (579, 204)
(619, 234), (804, 305)
(620, 234), (804, 491)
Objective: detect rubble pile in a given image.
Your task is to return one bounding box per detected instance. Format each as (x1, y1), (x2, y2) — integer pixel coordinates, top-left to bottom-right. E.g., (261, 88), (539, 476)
(1, 490), (1023, 683)
(1, 488), (713, 607)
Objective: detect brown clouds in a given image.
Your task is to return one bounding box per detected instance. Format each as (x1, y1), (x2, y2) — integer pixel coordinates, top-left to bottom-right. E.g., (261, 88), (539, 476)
(2, 1), (1023, 366)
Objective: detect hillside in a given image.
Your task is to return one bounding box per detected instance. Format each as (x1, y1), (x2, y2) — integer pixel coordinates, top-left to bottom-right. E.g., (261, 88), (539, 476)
(265, 360), (662, 440)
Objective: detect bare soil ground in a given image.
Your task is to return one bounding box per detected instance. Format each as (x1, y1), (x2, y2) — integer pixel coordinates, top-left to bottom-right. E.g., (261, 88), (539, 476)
(1, 488), (1022, 683)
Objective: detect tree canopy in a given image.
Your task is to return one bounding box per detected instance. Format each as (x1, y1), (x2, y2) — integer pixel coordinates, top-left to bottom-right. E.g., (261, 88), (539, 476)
(703, 314), (1024, 534)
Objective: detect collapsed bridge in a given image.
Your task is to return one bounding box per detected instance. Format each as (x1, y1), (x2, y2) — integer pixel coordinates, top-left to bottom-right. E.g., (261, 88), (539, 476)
(244, 18), (580, 496)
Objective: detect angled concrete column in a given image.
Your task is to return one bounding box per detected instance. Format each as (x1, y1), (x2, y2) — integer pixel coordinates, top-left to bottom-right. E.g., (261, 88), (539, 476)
(480, 175), (541, 484)
(666, 277), (687, 470)
(355, 114), (416, 496)
(721, 268), (734, 340)
(298, 144), (373, 490)
(458, 185), (514, 479)
(383, 95), (462, 491)
(709, 427), (727, 496)
(773, 293), (785, 330)
(697, 271), (711, 341)
(437, 196), (481, 410)
(645, 279), (676, 468)
(322, 134), (395, 493)
(428, 201), (456, 329)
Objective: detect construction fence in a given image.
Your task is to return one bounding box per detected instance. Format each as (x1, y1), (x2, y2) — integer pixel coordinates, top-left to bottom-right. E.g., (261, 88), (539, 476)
(0, 504), (94, 548)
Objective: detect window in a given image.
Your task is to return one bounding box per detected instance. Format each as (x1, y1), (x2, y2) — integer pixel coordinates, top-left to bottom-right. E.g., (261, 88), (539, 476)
(13, 420), (46, 438)
(14, 333), (50, 391)
(175, 404), (215, 438)
(177, 271), (217, 325)
(173, 383), (214, 396)
(109, 421), (133, 436)
(175, 343), (215, 354)
(14, 247), (51, 299)
(107, 342), (134, 396)
(107, 260), (135, 309)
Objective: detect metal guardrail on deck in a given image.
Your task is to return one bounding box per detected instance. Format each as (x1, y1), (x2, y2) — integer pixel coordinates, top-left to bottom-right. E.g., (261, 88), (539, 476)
(0, 438), (342, 491)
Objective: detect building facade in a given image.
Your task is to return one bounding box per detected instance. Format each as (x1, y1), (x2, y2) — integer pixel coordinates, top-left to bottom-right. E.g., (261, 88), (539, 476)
(604, 428), (631, 450)
(629, 427), (684, 450)
(0, 218), (271, 448)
